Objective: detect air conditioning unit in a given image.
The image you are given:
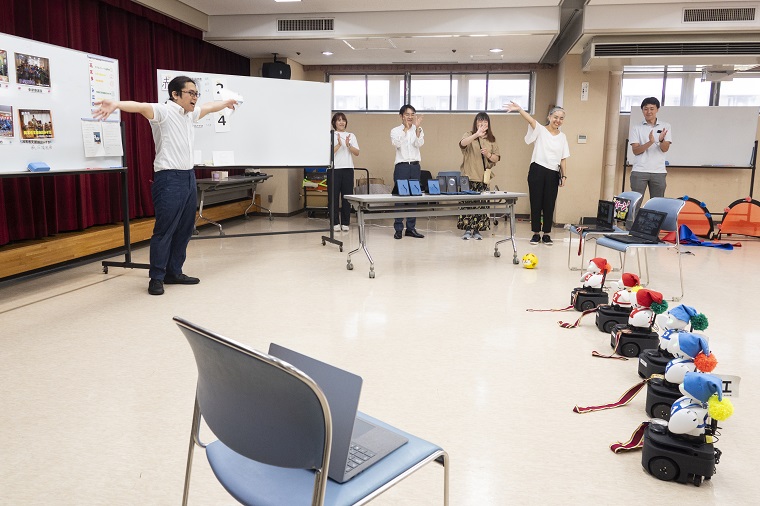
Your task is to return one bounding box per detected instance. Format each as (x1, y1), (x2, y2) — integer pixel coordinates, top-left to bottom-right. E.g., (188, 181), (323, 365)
(582, 35), (760, 71)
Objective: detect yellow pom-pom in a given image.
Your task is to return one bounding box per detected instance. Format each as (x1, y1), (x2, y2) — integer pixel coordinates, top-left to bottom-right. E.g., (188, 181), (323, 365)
(708, 395), (734, 421)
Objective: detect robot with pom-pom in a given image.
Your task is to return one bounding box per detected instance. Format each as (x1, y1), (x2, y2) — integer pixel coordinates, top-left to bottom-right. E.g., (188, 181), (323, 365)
(609, 289), (668, 358)
(638, 304), (709, 378)
(595, 273), (640, 333)
(645, 332), (718, 420)
(571, 258), (611, 311)
(642, 372), (733, 486)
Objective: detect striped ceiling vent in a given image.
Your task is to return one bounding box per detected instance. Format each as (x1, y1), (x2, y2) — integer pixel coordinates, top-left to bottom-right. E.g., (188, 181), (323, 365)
(277, 18), (334, 32)
(592, 42), (760, 57)
(683, 7), (756, 22)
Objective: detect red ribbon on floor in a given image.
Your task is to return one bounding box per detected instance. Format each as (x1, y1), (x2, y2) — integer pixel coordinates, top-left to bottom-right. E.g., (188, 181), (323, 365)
(526, 305), (574, 312)
(592, 329), (628, 360)
(558, 307), (598, 328)
(573, 379), (648, 414)
(610, 422), (650, 453)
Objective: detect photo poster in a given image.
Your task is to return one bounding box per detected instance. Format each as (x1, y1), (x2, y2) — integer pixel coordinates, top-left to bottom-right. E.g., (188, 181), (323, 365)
(0, 32), (122, 172)
(0, 49), (8, 82)
(0, 105), (13, 142)
(157, 69), (332, 167)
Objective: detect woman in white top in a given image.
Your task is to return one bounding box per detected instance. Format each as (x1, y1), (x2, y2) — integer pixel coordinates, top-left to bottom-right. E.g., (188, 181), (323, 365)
(504, 101), (569, 246)
(330, 112), (360, 231)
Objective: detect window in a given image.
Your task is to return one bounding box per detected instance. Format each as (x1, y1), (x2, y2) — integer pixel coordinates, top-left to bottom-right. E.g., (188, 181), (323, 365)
(621, 66), (759, 110)
(330, 74), (404, 111)
(718, 74), (760, 106)
(329, 72), (533, 112)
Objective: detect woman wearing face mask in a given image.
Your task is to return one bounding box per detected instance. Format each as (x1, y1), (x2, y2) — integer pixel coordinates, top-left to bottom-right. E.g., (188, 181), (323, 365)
(504, 101), (569, 246)
(457, 112), (500, 240)
(330, 112), (360, 231)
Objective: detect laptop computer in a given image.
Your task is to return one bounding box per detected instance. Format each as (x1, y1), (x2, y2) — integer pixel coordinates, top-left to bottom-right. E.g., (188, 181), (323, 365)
(576, 200), (615, 233)
(603, 208), (667, 244)
(268, 343), (408, 483)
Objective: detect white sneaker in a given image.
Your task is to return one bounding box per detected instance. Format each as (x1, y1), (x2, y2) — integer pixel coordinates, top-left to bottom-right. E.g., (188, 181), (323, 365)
(462, 230), (472, 240)
(341, 225), (349, 231)
(333, 225), (341, 232)
(473, 231), (483, 240)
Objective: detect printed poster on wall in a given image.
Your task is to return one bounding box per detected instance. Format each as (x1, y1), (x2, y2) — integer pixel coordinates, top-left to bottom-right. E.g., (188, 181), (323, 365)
(0, 104), (13, 144)
(88, 55), (119, 119)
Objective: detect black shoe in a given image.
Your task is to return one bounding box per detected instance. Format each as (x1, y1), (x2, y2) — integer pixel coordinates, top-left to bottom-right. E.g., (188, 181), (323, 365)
(405, 229), (425, 238)
(394, 230), (403, 240)
(164, 273), (200, 285)
(530, 233), (541, 245)
(542, 235), (553, 245)
(148, 279), (164, 295)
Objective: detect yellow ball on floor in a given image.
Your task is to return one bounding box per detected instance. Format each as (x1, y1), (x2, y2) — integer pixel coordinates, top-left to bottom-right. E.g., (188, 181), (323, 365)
(522, 252), (538, 269)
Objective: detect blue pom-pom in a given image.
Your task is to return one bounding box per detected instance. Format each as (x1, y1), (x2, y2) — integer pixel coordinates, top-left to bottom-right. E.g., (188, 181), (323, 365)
(700, 202), (707, 208)
(705, 213), (712, 218)
(682, 195), (689, 201)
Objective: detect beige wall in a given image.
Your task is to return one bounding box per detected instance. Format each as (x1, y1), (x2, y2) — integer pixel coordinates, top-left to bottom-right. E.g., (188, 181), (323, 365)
(263, 59), (760, 221)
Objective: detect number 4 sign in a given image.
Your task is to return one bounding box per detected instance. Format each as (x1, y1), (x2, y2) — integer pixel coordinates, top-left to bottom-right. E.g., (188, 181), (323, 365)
(213, 78), (233, 133)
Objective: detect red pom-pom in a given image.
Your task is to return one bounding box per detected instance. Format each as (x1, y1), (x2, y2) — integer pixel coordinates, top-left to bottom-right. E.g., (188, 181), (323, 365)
(694, 352), (718, 372)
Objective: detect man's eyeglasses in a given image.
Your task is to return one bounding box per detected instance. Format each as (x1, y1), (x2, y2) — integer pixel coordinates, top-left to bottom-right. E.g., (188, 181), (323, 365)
(181, 90), (201, 98)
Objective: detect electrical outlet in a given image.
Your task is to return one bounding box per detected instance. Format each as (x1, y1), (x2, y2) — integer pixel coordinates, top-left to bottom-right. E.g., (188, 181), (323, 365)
(267, 195), (273, 203)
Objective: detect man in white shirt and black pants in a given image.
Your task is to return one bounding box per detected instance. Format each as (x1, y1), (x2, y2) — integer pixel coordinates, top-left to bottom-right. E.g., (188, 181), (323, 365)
(390, 104), (425, 239)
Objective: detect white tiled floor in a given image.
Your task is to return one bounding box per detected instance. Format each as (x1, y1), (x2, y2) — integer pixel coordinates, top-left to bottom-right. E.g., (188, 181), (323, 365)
(1, 213), (757, 505)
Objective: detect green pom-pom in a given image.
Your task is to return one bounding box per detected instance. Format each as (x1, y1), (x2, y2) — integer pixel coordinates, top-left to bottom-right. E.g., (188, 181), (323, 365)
(651, 300), (669, 315)
(708, 396), (734, 421)
(691, 313), (709, 331)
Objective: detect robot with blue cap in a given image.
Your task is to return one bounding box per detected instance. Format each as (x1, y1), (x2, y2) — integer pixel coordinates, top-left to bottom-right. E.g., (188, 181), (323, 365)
(638, 304), (709, 378)
(645, 332), (718, 419)
(642, 372), (733, 486)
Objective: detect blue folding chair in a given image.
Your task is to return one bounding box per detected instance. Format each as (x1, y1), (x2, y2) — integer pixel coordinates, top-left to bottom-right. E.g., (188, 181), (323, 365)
(567, 191), (642, 271)
(595, 197), (686, 301)
(175, 317), (449, 506)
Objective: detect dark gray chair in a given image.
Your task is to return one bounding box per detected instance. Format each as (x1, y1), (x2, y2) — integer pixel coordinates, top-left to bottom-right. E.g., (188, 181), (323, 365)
(175, 317), (449, 505)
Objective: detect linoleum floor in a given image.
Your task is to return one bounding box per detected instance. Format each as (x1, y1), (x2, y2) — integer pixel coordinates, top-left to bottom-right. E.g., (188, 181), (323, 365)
(1, 214), (757, 505)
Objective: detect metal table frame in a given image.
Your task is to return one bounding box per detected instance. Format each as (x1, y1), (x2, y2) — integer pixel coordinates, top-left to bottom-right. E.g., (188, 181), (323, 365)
(195, 174), (272, 236)
(344, 191), (526, 278)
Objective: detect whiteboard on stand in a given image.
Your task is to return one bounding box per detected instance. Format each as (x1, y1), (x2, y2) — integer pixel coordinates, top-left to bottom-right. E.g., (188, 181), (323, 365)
(157, 69), (332, 167)
(0, 32), (122, 173)
(628, 106), (758, 167)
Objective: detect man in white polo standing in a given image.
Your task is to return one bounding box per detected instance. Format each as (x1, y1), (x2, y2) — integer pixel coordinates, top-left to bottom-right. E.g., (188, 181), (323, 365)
(629, 97), (672, 198)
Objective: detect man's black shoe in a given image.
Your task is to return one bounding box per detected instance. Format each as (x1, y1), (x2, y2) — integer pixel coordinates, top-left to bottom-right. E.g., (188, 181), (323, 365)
(148, 279), (164, 295)
(164, 273), (200, 285)
(405, 229), (425, 238)
(394, 230), (403, 240)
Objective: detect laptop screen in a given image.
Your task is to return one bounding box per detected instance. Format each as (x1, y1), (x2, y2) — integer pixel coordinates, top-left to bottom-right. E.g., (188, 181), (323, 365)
(597, 200), (614, 227)
(631, 208), (667, 239)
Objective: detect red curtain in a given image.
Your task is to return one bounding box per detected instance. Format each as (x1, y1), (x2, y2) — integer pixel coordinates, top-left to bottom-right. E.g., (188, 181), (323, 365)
(0, 0), (250, 246)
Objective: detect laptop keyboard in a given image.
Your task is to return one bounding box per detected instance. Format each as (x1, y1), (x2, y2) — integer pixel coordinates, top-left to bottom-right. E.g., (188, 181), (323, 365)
(345, 443), (376, 473)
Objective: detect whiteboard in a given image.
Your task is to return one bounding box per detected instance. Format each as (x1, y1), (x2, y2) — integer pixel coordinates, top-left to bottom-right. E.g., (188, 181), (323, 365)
(157, 69), (332, 167)
(628, 106), (758, 167)
(0, 32), (122, 173)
